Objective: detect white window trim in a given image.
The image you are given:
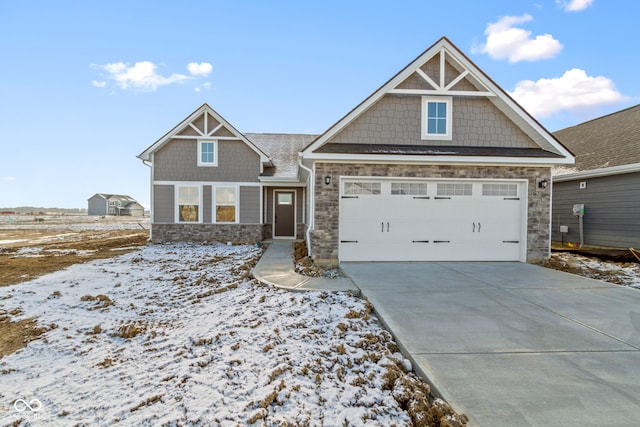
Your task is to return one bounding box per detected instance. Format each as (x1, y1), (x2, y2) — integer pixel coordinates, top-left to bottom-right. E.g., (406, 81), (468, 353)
(421, 96), (452, 141)
(197, 139), (218, 167)
(175, 185), (202, 223)
(213, 185), (239, 223)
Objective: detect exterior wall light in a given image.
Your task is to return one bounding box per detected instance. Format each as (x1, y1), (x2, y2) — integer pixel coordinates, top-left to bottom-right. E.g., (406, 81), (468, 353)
(325, 176), (331, 185)
(537, 178), (548, 189)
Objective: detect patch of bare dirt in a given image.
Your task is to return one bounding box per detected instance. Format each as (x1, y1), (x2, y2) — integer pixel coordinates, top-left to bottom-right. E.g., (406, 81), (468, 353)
(538, 252), (640, 287)
(0, 229), (148, 287)
(0, 225), (148, 359)
(0, 308), (54, 359)
(294, 240), (344, 278)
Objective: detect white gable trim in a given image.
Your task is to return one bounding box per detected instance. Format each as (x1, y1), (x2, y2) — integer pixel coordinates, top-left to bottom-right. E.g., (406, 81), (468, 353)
(302, 37), (574, 163)
(138, 103), (270, 164)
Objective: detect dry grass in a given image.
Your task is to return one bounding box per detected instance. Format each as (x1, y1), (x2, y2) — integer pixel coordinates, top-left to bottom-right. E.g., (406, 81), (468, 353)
(0, 229), (149, 287)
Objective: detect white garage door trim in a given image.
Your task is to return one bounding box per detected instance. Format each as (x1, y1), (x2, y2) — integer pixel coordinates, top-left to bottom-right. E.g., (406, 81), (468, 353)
(339, 177), (528, 262)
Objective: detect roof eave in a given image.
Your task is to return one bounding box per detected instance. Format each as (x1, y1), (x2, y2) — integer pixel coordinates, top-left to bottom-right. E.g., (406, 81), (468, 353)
(302, 152), (574, 165)
(553, 162), (640, 181)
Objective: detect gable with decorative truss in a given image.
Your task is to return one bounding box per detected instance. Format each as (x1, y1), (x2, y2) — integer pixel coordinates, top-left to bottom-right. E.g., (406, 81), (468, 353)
(303, 37), (573, 164)
(390, 48), (492, 97)
(138, 103), (270, 165)
(174, 110), (237, 139)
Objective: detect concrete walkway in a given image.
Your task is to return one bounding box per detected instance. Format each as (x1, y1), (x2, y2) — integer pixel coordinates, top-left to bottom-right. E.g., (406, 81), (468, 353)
(252, 240), (360, 294)
(341, 262), (640, 427)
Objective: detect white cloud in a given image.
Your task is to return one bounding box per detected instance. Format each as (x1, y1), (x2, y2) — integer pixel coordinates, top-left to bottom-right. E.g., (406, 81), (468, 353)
(1, 177), (16, 182)
(91, 80), (107, 88)
(475, 14), (563, 62)
(195, 81), (212, 93)
(187, 62), (212, 76)
(509, 68), (627, 118)
(557, 0), (593, 11)
(94, 61), (191, 92)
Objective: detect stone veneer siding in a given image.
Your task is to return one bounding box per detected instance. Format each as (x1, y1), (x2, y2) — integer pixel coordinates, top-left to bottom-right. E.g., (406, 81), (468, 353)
(152, 223), (266, 244)
(311, 163), (551, 265)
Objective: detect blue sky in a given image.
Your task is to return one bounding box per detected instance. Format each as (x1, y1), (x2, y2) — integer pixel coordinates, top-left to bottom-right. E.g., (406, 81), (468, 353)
(0, 0), (637, 209)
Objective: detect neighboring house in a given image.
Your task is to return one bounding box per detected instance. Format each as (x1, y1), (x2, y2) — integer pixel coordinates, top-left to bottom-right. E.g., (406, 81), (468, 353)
(138, 37), (573, 264)
(552, 104), (640, 248)
(88, 194), (145, 217)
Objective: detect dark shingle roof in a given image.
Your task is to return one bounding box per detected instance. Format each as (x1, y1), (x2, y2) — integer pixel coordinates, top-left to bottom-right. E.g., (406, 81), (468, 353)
(97, 194), (137, 202)
(245, 133), (318, 179)
(315, 143), (563, 158)
(553, 104), (640, 172)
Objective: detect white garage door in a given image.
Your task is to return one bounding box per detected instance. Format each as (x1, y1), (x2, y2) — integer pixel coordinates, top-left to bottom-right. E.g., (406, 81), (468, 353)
(339, 178), (525, 262)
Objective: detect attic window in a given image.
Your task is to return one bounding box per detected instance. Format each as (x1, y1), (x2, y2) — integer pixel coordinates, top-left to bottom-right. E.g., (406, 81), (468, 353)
(421, 96), (452, 140)
(198, 140), (217, 166)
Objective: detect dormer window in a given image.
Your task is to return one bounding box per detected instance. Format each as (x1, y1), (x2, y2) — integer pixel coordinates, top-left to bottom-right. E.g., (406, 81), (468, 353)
(422, 96), (452, 140)
(198, 140), (218, 166)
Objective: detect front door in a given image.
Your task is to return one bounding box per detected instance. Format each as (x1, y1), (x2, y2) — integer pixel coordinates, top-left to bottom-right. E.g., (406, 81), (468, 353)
(274, 190), (295, 238)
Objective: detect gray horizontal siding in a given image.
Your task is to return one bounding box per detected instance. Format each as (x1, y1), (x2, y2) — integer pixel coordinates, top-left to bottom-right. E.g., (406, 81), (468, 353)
(88, 196), (107, 216)
(154, 139), (260, 182)
(154, 185), (174, 223)
(552, 172), (640, 248)
(239, 186), (260, 223)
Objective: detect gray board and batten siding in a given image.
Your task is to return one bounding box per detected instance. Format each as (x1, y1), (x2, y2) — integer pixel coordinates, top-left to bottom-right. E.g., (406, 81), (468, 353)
(153, 184), (261, 225)
(552, 172), (640, 248)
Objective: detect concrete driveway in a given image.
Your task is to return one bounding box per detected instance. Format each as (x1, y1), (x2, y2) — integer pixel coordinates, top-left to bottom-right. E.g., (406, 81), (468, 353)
(340, 262), (640, 426)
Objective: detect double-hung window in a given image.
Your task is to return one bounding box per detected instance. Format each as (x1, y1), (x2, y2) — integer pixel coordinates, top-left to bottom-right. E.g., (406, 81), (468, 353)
(177, 186), (200, 223)
(215, 186), (237, 223)
(422, 96), (452, 140)
(198, 139), (217, 166)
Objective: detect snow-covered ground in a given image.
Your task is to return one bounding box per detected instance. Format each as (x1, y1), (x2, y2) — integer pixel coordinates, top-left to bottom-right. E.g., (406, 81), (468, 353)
(549, 252), (640, 288)
(0, 243), (442, 426)
(0, 215), (149, 232)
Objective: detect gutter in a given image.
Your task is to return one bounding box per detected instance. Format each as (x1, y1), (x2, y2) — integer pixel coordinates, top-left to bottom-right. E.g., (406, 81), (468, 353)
(141, 159), (153, 240)
(553, 162), (640, 182)
(298, 154), (314, 257)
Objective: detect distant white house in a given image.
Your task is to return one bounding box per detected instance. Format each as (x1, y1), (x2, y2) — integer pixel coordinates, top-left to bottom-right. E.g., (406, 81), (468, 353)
(88, 194), (145, 217)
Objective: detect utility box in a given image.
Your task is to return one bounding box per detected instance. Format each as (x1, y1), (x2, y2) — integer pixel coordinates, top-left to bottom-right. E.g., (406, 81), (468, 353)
(572, 204), (585, 217)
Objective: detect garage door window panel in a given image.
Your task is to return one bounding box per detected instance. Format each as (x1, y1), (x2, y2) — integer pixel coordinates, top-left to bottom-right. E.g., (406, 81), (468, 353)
(344, 181), (381, 195)
(482, 183), (518, 197)
(437, 183), (472, 196)
(391, 182), (428, 196)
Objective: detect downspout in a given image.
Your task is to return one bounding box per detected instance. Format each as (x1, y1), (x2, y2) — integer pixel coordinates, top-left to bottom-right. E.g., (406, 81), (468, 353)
(298, 153), (314, 257)
(142, 159), (153, 241)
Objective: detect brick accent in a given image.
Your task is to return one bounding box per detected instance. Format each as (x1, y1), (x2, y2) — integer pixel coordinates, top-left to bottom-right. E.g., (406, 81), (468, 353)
(311, 163), (551, 265)
(152, 223), (266, 244)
